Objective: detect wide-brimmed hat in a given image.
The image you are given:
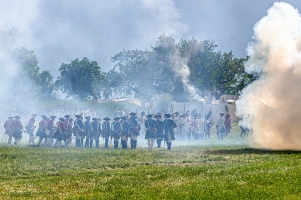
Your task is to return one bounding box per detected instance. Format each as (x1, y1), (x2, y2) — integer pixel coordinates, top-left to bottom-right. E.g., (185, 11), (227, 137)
(41, 115), (46, 118)
(50, 115), (56, 119)
(121, 116), (127, 120)
(85, 116), (91, 119)
(129, 112), (136, 116)
(103, 117), (111, 120)
(92, 117), (97, 121)
(75, 115), (81, 118)
(146, 114), (153, 118)
(64, 115), (70, 118)
(165, 114), (171, 118)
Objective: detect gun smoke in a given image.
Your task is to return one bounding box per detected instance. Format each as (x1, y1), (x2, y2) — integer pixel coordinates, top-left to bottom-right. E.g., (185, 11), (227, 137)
(236, 2), (301, 150)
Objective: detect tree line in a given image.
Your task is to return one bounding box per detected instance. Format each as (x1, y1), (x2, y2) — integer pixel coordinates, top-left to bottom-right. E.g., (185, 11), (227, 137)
(3, 31), (258, 103)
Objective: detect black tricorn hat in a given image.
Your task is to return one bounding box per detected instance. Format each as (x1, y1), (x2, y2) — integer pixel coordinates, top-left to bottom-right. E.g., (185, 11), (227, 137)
(165, 114), (171, 118)
(219, 112), (225, 116)
(41, 115), (46, 118)
(113, 117), (120, 120)
(85, 116), (91, 119)
(121, 116), (127, 120)
(64, 115), (70, 118)
(146, 114), (153, 118)
(129, 112), (136, 116)
(141, 111), (145, 114)
(103, 117), (111, 120)
(92, 117), (97, 121)
(75, 115), (81, 118)
(14, 116), (21, 119)
(175, 112), (179, 114)
(154, 115), (162, 118)
(59, 117), (65, 121)
(50, 115), (56, 119)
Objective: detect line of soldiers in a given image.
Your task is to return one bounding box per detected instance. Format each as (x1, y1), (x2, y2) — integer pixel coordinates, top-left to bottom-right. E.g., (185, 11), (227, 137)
(2, 112), (178, 150)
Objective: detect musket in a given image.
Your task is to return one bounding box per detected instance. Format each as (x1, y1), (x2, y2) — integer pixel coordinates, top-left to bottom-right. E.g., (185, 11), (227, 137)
(210, 108), (219, 121)
(147, 106), (149, 114)
(1, 133), (7, 141)
(171, 105), (174, 114)
(200, 105), (203, 116)
(162, 106), (166, 115)
(184, 103), (186, 113)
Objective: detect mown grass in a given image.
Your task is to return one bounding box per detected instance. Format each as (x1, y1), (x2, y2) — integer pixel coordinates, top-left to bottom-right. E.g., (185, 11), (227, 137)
(1, 125), (301, 199)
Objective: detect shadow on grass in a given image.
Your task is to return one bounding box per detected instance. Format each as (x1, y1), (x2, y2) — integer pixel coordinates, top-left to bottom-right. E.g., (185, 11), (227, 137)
(204, 148), (301, 155)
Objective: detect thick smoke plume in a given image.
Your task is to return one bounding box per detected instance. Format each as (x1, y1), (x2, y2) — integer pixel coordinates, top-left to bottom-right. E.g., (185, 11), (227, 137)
(236, 2), (301, 150)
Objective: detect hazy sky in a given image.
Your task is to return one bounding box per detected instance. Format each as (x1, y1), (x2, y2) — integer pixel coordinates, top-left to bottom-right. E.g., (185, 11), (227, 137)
(1, 0), (301, 75)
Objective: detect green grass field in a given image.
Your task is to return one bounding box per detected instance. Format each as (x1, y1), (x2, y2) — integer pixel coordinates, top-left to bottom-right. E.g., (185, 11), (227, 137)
(1, 127), (301, 199)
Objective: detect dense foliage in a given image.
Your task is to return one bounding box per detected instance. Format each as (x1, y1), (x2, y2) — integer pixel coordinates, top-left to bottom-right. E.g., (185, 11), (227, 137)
(2, 29), (258, 102)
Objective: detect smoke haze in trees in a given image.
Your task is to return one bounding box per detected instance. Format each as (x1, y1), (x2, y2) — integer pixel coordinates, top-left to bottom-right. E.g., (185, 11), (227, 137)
(237, 2), (301, 150)
(1, 0), (301, 75)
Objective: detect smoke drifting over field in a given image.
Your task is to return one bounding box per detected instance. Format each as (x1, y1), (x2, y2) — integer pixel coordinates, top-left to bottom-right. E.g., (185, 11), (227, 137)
(236, 2), (301, 150)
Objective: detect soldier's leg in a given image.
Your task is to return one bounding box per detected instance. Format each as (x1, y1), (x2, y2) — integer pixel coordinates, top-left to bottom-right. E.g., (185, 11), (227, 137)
(134, 140), (137, 149)
(114, 139), (119, 149)
(76, 139), (81, 148)
(89, 139), (93, 148)
(105, 138), (109, 149)
(57, 140), (61, 148)
(14, 137), (21, 145)
(84, 136), (89, 147)
(37, 137), (43, 146)
(95, 139), (99, 148)
(147, 139), (151, 150)
(8, 134), (12, 144)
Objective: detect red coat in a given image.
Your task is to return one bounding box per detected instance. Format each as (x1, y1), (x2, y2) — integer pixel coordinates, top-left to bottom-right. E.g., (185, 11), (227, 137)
(56, 121), (66, 134)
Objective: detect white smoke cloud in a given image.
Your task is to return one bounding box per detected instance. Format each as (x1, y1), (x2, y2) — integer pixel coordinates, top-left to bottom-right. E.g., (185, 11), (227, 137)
(237, 2), (301, 150)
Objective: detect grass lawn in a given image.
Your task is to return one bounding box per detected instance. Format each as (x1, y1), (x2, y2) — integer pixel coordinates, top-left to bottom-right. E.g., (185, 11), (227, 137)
(0, 126), (301, 199)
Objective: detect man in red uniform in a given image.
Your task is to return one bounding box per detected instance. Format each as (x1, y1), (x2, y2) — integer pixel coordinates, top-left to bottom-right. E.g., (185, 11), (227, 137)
(25, 114), (37, 145)
(46, 115), (56, 147)
(4, 117), (14, 144)
(54, 117), (66, 148)
(12, 116), (24, 145)
(37, 115), (47, 146)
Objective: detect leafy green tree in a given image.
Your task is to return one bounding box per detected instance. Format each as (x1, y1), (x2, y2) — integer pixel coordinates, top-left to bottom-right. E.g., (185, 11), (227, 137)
(55, 57), (106, 100)
(39, 70), (54, 99)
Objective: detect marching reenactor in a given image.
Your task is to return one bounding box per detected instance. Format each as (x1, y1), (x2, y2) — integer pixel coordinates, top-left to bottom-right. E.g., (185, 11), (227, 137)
(189, 114), (199, 140)
(83, 116), (91, 147)
(4, 117), (14, 144)
(224, 114), (231, 137)
(54, 117), (66, 148)
(90, 118), (100, 148)
(36, 115), (47, 146)
(64, 115), (73, 147)
(46, 115), (56, 147)
(12, 116), (24, 146)
(216, 113), (225, 140)
(163, 114), (177, 150)
(128, 112), (139, 149)
(173, 112), (181, 139)
(112, 117), (121, 149)
(204, 111), (213, 139)
(145, 114), (157, 150)
(25, 114), (37, 145)
(138, 111), (146, 139)
(197, 115), (205, 139)
(102, 117), (111, 149)
(155, 114), (164, 148)
(120, 116), (130, 149)
(74, 115), (84, 147)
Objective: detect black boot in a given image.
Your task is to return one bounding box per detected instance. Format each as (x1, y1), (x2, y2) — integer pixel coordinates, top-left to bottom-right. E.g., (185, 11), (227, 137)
(167, 142), (171, 150)
(134, 140), (137, 149)
(124, 140), (128, 149)
(105, 138), (109, 149)
(95, 140), (99, 148)
(80, 139), (84, 147)
(130, 139), (134, 149)
(89, 139), (93, 148)
(114, 141), (118, 149)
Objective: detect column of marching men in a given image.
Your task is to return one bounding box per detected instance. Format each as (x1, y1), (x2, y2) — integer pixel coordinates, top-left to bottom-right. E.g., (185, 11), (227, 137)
(3, 110), (232, 149)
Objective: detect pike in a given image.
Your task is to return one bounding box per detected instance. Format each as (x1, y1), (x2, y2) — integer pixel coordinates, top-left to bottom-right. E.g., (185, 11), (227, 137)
(162, 106), (166, 115)
(210, 108), (219, 121)
(184, 103), (186, 113)
(1, 133), (7, 141)
(171, 105), (174, 114)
